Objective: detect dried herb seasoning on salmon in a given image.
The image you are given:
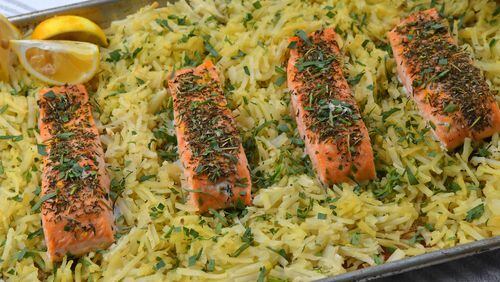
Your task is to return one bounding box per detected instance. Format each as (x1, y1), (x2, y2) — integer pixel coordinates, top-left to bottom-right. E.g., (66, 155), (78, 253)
(3, 1), (500, 280)
(168, 60), (252, 213)
(388, 8), (500, 150)
(37, 85), (114, 262)
(287, 28), (376, 185)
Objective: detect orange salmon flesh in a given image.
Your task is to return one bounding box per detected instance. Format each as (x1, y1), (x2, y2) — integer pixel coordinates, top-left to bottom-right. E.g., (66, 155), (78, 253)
(287, 28), (376, 185)
(38, 85), (114, 262)
(168, 60), (252, 213)
(388, 8), (500, 150)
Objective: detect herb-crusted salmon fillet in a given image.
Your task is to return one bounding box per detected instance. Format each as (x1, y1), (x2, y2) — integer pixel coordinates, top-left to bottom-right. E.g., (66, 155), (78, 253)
(38, 85), (114, 262)
(287, 28), (376, 185)
(168, 60), (252, 213)
(388, 8), (500, 150)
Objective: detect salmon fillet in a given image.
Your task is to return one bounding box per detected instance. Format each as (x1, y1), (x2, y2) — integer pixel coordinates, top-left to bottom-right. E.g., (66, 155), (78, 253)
(388, 8), (500, 150)
(38, 85), (114, 262)
(287, 28), (376, 185)
(167, 60), (252, 213)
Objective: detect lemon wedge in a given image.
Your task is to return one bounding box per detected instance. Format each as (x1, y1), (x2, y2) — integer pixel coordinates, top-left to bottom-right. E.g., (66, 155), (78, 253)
(32, 15), (108, 47)
(0, 14), (21, 82)
(10, 40), (100, 85)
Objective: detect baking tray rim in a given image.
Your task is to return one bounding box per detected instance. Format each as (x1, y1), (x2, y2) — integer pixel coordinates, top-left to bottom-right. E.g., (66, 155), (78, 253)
(7, 0), (500, 281)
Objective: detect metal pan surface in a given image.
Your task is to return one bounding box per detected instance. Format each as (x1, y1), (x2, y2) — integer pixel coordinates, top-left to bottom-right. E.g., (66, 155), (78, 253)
(8, 0), (500, 280)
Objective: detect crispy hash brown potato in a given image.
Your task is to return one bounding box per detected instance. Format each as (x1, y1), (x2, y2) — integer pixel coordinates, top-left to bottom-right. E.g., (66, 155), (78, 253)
(0, 0), (499, 281)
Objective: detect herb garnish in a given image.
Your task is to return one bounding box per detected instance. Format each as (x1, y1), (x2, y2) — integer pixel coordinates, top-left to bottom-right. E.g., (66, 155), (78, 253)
(106, 47), (142, 63)
(37, 144), (48, 156)
(396, 11), (495, 131)
(36, 86), (111, 233)
(465, 204), (484, 222)
(154, 257), (166, 270)
(294, 30), (311, 46)
(230, 227), (254, 257)
(406, 167), (418, 185)
(203, 36), (219, 58)
(0, 135), (23, 141)
(27, 228), (43, 240)
(139, 175), (155, 182)
(206, 259), (215, 272)
(106, 49), (122, 62)
(0, 104), (8, 114)
(188, 248), (203, 266)
(291, 30), (364, 164)
(173, 70), (242, 184)
(257, 266), (266, 282)
(231, 50), (246, 60)
(350, 232), (361, 245)
(347, 72), (364, 85)
(155, 19), (173, 31)
(317, 212), (327, 219)
(31, 192), (57, 212)
(382, 108), (400, 121)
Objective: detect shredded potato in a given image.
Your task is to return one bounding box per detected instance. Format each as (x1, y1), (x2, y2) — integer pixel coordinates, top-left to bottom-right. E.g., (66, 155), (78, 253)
(0, 0), (499, 281)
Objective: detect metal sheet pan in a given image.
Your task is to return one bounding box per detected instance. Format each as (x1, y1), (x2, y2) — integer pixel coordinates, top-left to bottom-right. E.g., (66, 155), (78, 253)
(8, 0), (500, 280)
(10, 0), (172, 28)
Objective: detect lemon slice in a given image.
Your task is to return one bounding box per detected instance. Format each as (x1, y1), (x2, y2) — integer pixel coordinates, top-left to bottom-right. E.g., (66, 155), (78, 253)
(32, 15), (108, 47)
(10, 40), (100, 85)
(0, 14), (21, 82)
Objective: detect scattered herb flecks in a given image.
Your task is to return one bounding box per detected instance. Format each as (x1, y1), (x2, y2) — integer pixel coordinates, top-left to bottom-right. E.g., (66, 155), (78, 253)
(465, 204), (484, 222)
(155, 18), (174, 31)
(36, 86), (110, 234)
(173, 70), (242, 184)
(292, 30), (364, 168)
(396, 11), (495, 132)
